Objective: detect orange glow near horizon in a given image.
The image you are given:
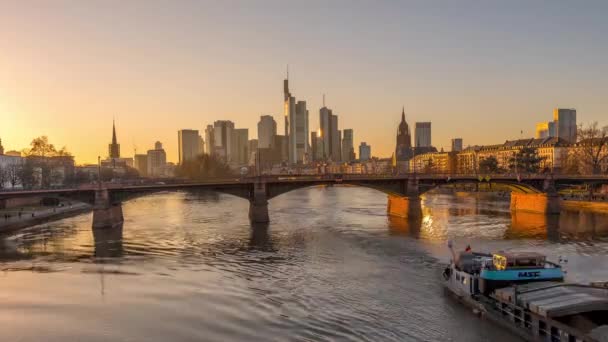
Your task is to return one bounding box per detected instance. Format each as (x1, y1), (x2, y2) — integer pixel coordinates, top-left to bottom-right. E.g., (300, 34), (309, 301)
(1, 2), (607, 164)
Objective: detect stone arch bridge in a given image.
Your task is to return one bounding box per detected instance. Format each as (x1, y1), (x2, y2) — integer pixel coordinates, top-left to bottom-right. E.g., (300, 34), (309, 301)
(1, 174), (607, 228)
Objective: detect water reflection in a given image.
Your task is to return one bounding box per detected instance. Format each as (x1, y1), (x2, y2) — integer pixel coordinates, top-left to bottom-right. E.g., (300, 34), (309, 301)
(0, 189), (606, 342)
(92, 225), (123, 259)
(559, 210), (608, 240)
(387, 215), (421, 239)
(508, 212), (559, 241)
(248, 223), (273, 251)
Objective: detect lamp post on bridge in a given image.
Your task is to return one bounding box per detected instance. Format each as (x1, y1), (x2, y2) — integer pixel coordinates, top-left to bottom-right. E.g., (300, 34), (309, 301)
(97, 156), (101, 189)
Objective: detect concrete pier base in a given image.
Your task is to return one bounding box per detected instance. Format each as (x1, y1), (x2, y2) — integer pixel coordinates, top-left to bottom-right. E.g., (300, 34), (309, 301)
(93, 224), (124, 258)
(510, 192), (561, 215)
(249, 181), (270, 223)
(387, 195), (422, 219)
(249, 202), (269, 223)
(92, 189), (124, 229)
(92, 205), (124, 229)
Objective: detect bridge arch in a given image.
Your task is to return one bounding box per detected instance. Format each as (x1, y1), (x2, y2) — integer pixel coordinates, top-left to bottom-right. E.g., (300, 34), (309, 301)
(417, 179), (543, 195)
(264, 179), (414, 199)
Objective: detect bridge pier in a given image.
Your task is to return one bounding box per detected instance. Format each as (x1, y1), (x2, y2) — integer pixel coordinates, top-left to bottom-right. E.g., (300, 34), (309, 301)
(249, 181), (269, 223)
(387, 195), (422, 219)
(92, 189), (124, 229)
(510, 192), (561, 215)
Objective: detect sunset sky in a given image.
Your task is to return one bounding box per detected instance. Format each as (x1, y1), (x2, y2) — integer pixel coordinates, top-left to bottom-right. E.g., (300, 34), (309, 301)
(1, 1), (607, 164)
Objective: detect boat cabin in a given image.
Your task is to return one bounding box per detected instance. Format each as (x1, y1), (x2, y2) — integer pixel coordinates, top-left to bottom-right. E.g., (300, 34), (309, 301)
(492, 252), (547, 271)
(479, 251), (564, 294)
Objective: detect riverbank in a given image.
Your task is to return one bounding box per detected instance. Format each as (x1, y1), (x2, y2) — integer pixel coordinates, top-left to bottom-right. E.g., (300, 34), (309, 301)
(0, 202), (91, 233)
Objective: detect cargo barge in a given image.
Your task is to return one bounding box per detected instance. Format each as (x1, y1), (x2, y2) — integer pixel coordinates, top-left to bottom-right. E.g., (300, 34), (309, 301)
(443, 242), (608, 341)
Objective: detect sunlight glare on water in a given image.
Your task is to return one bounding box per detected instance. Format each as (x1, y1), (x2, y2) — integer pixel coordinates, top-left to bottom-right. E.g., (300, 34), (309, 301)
(0, 187), (607, 342)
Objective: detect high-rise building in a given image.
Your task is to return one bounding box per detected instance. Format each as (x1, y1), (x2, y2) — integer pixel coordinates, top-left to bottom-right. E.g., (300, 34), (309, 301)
(147, 141), (167, 177)
(553, 108), (577, 143)
(319, 106), (331, 159)
(320, 106), (341, 161)
(342, 129), (355, 162)
(247, 139), (258, 165)
(536, 122), (550, 139)
(213, 120), (234, 161)
(310, 131), (318, 161)
(415, 122), (431, 147)
(284, 75), (296, 163)
(395, 108), (413, 161)
(257, 115), (277, 149)
(108, 120), (120, 158)
(178, 129), (200, 164)
(231, 128), (249, 165)
(273, 135), (288, 162)
(548, 121), (557, 137)
(451, 138), (463, 152)
(204, 125), (215, 156)
(535, 121), (557, 139)
(283, 73), (309, 164)
(295, 101), (309, 163)
(198, 135), (205, 155)
(134, 154), (148, 177)
(359, 142), (371, 161)
(0, 138), (4, 155)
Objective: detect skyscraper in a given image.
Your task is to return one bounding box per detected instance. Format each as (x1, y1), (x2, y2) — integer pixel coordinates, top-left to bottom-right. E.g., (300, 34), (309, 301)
(395, 108), (413, 161)
(147, 141), (167, 177)
(178, 129), (200, 164)
(415, 122), (431, 147)
(213, 120), (234, 161)
(295, 101), (309, 163)
(342, 129), (355, 162)
(134, 154), (148, 176)
(319, 105), (341, 162)
(535, 122), (550, 139)
(310, 131), (318, 161)
(284, 74), (296, 163)
(283, 72), (309, 164)
(359, 142), (371, 161)
(198, 135), (205, 155)
(0, 138), (4, 155)
(247, 139), (258, 165)
(231, 128), (249, 165)
(451, 138), (463, 152)
(553, 108), (577, 143)
(319, 106), (331, 159)
(257, 115), (277, 149)
(108, 120), (120, 158)
(535, 121), (557, 139)
(204, 125), (215, 156)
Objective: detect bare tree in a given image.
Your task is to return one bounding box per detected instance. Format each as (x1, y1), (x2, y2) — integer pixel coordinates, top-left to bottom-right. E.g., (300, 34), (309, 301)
(0, 165), (6, 189)
(25, 136), (57, 157)
(6, 163), (21, 188)
(576, 122), (608, 174)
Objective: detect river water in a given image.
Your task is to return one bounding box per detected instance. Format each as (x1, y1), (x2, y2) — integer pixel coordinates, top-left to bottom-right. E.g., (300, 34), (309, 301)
(1, 187), (607, 342)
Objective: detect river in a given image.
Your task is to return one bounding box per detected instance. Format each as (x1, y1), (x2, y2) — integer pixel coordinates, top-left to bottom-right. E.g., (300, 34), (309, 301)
(1, 187), (607, 341)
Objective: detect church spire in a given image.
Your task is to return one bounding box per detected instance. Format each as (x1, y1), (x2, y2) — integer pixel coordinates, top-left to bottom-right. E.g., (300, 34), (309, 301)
(401, 106), (405, 122)
(112, 119), (117, 145)
(108, 118), (120, 159)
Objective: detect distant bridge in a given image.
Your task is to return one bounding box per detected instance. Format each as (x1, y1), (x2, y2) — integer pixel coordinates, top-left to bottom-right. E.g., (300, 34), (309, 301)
(1, 174), (607, 228)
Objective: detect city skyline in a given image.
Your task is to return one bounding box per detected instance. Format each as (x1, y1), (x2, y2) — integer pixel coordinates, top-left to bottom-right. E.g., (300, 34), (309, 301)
(2, 1), (608, 164)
